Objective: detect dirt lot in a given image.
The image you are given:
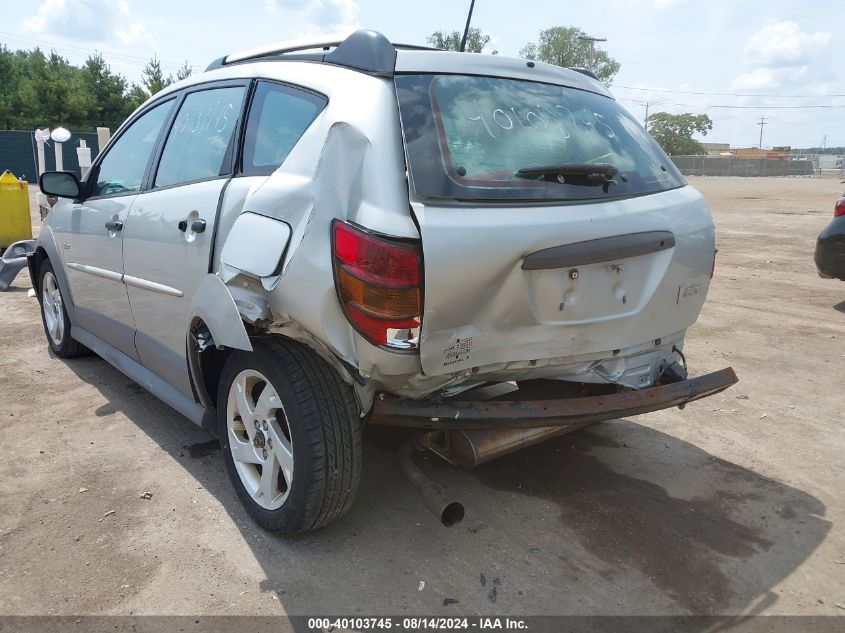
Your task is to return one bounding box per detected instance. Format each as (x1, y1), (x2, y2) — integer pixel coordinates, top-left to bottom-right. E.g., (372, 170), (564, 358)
(0, 176), (843, 617)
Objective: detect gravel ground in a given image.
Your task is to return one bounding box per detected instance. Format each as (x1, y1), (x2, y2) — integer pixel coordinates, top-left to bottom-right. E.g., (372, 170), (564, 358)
(0, 176), (843, 618)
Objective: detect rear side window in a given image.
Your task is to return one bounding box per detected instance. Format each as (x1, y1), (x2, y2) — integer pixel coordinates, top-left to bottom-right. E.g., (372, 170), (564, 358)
(155, 86), (246, 188)
(241, 81), (326, 176)
(91, 99), (174, 197)
(395, 74), (685, 202)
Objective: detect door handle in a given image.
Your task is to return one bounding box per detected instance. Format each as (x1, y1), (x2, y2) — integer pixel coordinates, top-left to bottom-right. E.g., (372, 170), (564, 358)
(105, 220), (123, 232)
(178, 219), (206, 233)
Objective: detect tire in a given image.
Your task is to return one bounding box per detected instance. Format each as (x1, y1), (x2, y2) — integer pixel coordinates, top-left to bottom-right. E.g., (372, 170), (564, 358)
(217, 337), (362, 534)
(38, 260), (90, 358)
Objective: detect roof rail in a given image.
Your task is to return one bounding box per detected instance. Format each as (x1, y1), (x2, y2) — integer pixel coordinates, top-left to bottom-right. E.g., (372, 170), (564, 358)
(206, 29), (407, 76)
(225, 31), (355, 64)
(568, 67), (599, 81)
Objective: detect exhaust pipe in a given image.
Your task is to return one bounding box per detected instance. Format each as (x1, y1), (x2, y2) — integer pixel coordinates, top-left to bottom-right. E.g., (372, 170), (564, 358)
(447, 425), (592, 468)
(398, 442), (464, 527)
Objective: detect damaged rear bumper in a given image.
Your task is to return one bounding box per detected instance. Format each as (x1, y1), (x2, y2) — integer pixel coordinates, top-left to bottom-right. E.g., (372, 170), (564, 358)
(369, 367), (738, 430)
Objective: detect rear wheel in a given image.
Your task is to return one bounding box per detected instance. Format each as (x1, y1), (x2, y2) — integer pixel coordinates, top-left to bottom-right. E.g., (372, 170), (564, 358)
(217, 338), (362, 534)
(39, 260), (89, 358)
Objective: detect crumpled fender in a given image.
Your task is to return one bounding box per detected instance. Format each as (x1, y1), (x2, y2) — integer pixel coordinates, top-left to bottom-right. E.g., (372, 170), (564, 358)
(187, 274), (253, 352)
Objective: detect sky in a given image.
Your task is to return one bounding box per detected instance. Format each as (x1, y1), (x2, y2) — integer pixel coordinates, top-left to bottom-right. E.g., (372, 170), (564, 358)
(3, 0), (844, 149)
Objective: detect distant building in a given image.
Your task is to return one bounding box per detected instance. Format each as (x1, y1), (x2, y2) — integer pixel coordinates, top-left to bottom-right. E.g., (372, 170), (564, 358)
(734, 146), (791, 160)
(700, 142), (731, 156)
(688, 143), (798, 161)
(817, 155), (842, 169)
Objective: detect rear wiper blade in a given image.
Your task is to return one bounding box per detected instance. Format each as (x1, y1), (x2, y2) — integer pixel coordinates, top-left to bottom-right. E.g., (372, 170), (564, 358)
(515, 163), (620, 190)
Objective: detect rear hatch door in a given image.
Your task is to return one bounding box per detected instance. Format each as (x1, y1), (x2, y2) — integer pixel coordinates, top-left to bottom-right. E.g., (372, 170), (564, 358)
(394, 73), (714, 376)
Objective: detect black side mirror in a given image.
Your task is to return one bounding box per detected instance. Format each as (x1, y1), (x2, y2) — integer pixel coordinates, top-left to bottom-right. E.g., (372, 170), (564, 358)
(40, 171), (81, 199)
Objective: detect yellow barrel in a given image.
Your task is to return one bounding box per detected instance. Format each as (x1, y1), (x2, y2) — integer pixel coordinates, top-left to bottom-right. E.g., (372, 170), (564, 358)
(0, 170), (33, 249)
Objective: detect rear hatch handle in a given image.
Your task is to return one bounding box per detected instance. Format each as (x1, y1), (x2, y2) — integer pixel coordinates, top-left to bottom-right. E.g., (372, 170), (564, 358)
(522, 231), (675, 270)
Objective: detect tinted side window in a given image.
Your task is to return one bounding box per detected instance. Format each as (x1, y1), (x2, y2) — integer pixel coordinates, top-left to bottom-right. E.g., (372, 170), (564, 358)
(155, 86), (246, 188)
(241, 82), (326, 176)
(91, 99), (174, 197)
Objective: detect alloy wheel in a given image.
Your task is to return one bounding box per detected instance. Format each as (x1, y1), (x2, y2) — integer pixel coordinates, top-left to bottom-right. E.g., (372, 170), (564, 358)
(42, 271), (65, 346)
(226, 369), (294, 510)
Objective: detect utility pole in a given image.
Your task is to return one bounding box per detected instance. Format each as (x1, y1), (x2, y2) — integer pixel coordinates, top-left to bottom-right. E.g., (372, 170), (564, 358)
(578, 34), (607, 71)
(459, 0), (476, 53)
(644, 101), (650, 131)
(757, 115), (767, 149)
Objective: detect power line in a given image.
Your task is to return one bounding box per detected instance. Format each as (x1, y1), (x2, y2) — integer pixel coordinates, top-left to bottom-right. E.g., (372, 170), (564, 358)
(757, 116), (767, 148)
(615, 85), (845, 98)
(618, 98), (845, 110)
(623, 51), (740, 66)
(0, 31), (200, 71)
(578, 34), (607, 71)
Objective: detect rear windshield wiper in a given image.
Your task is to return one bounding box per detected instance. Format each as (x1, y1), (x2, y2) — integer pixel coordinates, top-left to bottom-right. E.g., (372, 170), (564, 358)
(515, 163), (620, 192)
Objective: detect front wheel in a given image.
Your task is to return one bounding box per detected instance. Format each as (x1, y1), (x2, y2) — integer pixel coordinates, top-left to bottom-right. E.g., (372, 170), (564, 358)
(38, 260), (89, 358)
(217, 338), (362, 534)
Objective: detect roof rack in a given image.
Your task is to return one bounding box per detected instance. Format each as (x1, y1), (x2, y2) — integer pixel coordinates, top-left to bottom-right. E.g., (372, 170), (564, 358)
(207, 29), (435, 76)
(225, 31), (356, 64)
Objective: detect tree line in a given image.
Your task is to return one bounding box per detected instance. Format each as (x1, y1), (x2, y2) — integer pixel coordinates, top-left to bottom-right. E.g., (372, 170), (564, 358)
(1, 27), (714, 157)
(0, 45), (190, 131)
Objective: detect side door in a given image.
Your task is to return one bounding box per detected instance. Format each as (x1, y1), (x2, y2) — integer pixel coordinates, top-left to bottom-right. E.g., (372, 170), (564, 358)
(58, 98), (175, 361)
(122, 82), (248, 397)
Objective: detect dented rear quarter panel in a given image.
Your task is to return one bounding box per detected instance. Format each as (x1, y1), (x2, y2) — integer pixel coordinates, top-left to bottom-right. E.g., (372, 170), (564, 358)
(209, 62), (425, 402)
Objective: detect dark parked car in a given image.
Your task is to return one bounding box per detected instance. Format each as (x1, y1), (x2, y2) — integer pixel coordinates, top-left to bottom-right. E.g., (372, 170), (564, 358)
(815, 193), (845, 280)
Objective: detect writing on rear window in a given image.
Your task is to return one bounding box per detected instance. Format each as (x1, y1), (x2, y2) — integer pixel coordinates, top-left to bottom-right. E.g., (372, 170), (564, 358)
(395, 74), (685, 202)
(467, 101), (617, 141)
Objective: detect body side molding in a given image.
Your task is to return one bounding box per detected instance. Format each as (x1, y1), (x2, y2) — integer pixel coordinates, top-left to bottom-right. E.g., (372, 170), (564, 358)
(123, 274), (183, 297)
(66, 262), (124, 282)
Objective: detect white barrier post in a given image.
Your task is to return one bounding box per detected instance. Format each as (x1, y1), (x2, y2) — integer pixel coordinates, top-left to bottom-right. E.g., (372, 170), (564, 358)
(50, 127), (71, 171)
(35, 130), (48, 176)
(33, 128), (51, 216)
(54, 142), (64, 171)
(96, 127), (111, 155)
(76, 140), (92, 178)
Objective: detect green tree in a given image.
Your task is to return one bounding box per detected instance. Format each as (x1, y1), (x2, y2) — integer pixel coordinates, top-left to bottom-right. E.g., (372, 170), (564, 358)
(0, 45), (24, 128)
(645, 112), (713, 155)
(0, 45), (170, 131)
(427, 28), (496, 53)
(142, 55), (173, 95)
(16, 50), (88, 129)
(79, 53), (129, 127)
(519, 27), (620, 85)
(176, 61), (193, 81)
(124, 84), (150, 114)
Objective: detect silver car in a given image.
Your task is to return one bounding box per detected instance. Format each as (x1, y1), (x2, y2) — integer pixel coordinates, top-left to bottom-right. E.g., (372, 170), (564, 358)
(33, 30), (737, 534)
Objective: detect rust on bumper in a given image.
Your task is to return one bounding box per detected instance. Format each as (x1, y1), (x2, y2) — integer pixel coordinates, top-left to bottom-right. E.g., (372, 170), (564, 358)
(369, 367), (738, 430)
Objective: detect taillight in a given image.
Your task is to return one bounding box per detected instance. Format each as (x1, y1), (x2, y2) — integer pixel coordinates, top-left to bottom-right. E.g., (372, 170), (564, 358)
(835, 197), (845, 218)
(332, 220), (422, 350)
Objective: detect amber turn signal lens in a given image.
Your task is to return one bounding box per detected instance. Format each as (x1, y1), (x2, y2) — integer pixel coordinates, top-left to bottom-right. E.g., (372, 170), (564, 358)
(336, 266), (421, 319)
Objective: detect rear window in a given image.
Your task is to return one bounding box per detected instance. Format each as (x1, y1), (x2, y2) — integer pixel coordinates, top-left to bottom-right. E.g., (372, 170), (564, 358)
(394, 74), (685, 202)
